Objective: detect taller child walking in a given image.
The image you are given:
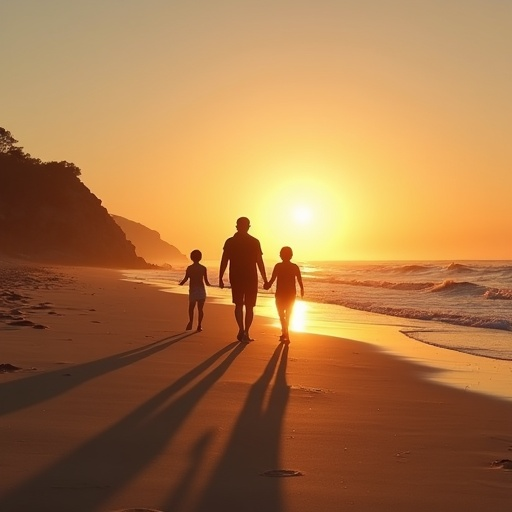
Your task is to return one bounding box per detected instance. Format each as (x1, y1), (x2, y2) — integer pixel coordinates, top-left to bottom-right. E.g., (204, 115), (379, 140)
(265, 246), (304, 343)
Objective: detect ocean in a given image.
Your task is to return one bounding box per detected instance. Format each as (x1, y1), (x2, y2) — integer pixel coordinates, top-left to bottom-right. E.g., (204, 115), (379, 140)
(123, 260), (512, 362)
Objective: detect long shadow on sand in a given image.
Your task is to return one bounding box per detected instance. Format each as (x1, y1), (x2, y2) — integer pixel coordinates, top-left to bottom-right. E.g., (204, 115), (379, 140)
(164, 343), (290, 512)
(0, 341), (245, 512)
(0, 332), (194, 416)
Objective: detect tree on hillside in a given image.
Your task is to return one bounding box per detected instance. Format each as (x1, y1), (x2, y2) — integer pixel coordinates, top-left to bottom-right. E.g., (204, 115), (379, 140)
(0, 127), (24, 157)
(0, 127), (80, 176)
(43, 160), (82, 177)
(0, 125), (146, 267)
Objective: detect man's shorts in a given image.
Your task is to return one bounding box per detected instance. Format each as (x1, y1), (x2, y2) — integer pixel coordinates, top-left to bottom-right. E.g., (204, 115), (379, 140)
(231, 280), (258, 308)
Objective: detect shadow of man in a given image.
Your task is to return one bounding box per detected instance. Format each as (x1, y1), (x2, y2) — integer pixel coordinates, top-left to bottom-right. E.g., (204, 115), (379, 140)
(0, 342), (245, 512)
(167, 343), (290, 512)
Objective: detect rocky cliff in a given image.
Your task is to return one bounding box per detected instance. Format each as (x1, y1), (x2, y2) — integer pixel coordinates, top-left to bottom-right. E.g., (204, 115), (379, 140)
(0, 130), (149, 268)
(112, 215), (187, 265)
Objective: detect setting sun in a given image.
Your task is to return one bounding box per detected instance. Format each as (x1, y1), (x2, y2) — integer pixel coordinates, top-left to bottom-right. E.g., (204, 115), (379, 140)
(292, 206), (313, 226)
(257, 163), (346, 261)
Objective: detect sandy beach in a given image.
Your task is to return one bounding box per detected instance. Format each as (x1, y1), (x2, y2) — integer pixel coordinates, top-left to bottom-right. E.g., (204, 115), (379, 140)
(1, 259), (512, 512)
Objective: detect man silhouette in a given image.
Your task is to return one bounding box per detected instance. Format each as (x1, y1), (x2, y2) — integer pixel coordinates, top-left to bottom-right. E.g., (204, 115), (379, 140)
(219, 217), (268, 342)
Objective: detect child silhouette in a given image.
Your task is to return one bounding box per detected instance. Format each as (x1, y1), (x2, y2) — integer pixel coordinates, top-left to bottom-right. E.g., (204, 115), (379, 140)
(179, 249), (211, 331)
(264, 246), (304, 343)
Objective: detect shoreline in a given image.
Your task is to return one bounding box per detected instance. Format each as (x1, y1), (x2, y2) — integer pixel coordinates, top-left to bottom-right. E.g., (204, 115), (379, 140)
(125, 270), (512, 403)
(1, 261), (512, 511)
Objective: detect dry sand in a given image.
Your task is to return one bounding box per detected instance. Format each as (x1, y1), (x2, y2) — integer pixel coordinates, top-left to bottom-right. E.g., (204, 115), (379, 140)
(1, 259), (511, 512)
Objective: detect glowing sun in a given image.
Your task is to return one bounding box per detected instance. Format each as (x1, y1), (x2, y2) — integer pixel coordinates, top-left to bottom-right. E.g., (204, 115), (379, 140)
(292, 206), (313, 225)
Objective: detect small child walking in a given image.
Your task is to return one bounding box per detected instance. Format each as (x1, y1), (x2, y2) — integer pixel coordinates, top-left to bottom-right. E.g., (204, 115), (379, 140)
(264, 246), (304, 343)
(179, 249), (211, 331)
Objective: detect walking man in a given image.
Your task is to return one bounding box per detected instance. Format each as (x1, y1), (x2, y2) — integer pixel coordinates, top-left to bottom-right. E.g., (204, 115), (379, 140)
(219, 217), (268, 342)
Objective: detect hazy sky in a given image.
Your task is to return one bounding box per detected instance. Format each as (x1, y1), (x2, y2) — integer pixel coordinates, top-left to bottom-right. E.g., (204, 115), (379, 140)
(1, 0), (510, 261)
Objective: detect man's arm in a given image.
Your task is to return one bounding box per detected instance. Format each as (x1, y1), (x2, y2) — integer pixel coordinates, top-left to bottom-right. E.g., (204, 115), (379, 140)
(256, 254), (268, 287)
(265, 264), (278, 289)
(219, 251), (228, 289)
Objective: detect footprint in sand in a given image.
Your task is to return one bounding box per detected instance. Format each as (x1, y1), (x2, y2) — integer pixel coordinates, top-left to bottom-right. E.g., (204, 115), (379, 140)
(6, 319), (48, 329)
(8, 319), (35, 326)
(0, 363), (22, 373)
(491, 459), (512, 470)
(260, 469), (303, 477)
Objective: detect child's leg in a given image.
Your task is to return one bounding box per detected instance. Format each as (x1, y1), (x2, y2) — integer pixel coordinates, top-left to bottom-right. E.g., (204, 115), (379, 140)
(277, 302), (286, 338)
(282, 307), (290, 337)
(197, 300), (205, 331)
(186, 300), (195, 330)
(282, 299), (295, 340)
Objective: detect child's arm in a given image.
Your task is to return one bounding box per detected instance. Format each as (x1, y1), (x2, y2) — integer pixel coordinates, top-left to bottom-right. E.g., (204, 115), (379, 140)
(179, 269), (189, 286)
(265, 265), (278, 290)
(296, 266), (304, 298)
(203, 266), (212, 286)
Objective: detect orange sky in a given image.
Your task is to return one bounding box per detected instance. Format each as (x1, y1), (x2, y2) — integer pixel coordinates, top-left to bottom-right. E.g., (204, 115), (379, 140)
(1, 1), (511, 261)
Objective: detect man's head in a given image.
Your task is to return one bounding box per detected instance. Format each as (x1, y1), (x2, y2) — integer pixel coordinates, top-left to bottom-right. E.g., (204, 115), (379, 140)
(236, 217), (251, 233)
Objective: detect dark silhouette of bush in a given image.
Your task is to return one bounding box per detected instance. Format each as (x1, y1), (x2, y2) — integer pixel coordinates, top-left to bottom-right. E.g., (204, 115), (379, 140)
(0, 127), (149, 268)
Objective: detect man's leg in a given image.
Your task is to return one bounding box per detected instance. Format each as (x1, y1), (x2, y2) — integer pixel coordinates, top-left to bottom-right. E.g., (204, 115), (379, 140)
(244, 307), (254, 341)
(243, 284), (258, 342)
(234, 303), (245, 340)
(231, 285), (245, 340)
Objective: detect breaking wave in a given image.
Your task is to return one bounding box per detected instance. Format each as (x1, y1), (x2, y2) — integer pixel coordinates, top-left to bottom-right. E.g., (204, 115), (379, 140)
(484, 288), (512, 300)
(332, 300), (512, 332)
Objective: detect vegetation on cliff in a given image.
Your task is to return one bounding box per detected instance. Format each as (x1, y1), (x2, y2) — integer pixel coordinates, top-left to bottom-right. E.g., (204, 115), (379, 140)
(0, 127), (149, 268)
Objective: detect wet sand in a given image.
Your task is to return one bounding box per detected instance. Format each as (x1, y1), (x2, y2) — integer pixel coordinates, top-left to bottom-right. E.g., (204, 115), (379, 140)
(1, 259), (511, 511)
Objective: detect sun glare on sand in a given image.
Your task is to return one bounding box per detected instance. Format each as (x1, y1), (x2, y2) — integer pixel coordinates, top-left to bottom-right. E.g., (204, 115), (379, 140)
(270, 299), (308, 333)
(290, 300), (308, 332)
